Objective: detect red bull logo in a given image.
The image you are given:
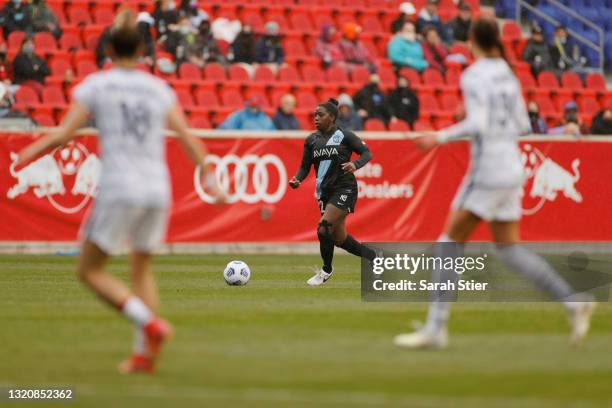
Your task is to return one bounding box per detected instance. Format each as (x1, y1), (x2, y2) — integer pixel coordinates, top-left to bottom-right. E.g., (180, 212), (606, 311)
(7, 142), (100, 214)
(521, 144), (582, 215)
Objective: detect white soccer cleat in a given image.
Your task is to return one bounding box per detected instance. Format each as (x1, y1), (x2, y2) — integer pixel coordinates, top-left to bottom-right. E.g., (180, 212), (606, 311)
(568, 301), (596, 346)
(393, 325), (449, 350)
(307, 268), (332, 286)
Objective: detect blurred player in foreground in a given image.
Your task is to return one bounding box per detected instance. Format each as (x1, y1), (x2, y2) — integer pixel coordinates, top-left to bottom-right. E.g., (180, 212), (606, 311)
(16, 10), (224, 373)
(395, 17), (595, 349)
(289, 98), (379, 285)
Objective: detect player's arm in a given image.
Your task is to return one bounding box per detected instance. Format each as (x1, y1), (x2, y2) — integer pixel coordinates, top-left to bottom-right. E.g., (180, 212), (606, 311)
(17, 102), (90, 165)
(341, 131), (372, 174)
(289, 137), (313, 189)
(167, 104), (225, 202)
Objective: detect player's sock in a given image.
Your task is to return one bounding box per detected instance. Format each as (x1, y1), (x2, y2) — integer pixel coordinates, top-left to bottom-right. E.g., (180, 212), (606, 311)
(495, 244), (578, 309)
(133, 326), (147, 355)
(339, 235), (376, 261)
(317, 220), (334, 274)
(121, 296), (154, 327)
(425, 234), (462, 332)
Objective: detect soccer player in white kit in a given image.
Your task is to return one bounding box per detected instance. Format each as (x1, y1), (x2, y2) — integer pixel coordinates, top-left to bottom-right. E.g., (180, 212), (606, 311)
(394, 17), (595, 349)
(16, 10), (224, 373)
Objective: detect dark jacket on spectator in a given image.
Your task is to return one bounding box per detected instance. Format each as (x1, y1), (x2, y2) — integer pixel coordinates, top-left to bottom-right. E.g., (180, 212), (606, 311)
(353, 83), (392, 123)
(337, 110), (363, 132)
(31, 0), (61, 39)
(13, 51), (50, 84)
(590, 110), (612, 135)
(0, 1), (33, 38)
(255, 35), (284, 64)
(422, 41), (448, 72)
(388, 86), (420, 125)
(523, 38), (553, 75)
(272, 109), (300, 130)
(230, 31), (256, 64)
(446, 16), (471, 42)
(152, 8), (178, 38)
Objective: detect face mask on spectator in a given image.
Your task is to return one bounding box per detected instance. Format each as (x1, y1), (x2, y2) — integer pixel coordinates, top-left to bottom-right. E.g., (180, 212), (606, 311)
(179, 25), (191, 35)
(402, 32), (416, 41)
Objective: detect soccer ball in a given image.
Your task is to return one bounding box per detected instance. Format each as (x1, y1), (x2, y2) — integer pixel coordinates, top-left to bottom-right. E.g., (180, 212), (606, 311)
(223, 260), (251, 286)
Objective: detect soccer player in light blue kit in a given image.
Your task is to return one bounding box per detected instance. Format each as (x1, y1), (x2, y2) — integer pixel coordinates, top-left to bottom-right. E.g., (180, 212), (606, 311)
(16, 10), (224, 373)
(394, 17), (595, 349)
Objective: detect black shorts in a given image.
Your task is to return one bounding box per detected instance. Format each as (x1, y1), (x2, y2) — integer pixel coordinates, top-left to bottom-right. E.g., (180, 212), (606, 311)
(318, 187), (358, 214)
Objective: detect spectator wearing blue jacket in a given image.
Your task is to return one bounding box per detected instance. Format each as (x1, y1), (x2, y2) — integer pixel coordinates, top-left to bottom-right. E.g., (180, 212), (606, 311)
(387, 21), (428, 72)
(255, 21), (284, 72)
(416, 0), (449, 42)
(219, 96), (276, 130)
(272, 94), (300, 130)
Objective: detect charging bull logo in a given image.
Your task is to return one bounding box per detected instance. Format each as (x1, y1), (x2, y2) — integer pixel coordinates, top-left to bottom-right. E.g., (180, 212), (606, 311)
(521, 144), (582, 215)
(7, 142), (100, 214)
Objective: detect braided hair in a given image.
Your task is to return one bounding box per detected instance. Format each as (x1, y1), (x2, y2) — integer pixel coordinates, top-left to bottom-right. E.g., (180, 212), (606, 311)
(318, 98), (339, 121)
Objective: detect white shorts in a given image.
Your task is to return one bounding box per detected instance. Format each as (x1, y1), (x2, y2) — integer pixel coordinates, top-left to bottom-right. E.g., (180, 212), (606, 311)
(451, 181), (522, 222)
(81, 202), (169, 254)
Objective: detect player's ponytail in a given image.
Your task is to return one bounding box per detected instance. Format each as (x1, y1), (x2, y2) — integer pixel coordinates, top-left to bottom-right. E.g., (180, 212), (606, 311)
(319, 98), (339, 121)
(470, 17), (507, 61)
(109, 9), (143, 59)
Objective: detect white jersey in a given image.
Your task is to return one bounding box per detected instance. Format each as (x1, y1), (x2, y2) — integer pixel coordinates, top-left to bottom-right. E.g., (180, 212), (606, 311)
(438, 58), (529, 189)
(73, 68), (176, 207)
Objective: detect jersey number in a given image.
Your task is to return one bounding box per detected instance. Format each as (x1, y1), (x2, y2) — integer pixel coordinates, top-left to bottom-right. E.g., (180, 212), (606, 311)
(120, 102), (152, 143)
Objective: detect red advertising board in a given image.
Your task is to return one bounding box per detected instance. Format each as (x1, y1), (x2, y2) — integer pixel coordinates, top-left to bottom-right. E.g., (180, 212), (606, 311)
(1, 132), (610, 242)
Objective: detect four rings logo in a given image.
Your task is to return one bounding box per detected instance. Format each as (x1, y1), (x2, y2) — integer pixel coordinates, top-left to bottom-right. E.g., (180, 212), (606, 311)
(194, 154), (287, 204)
(7, 142), (100, 214)
(521, 144), (582, 215)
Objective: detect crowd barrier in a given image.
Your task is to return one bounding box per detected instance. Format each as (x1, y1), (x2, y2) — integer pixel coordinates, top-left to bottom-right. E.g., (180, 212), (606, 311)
(1, 130), (611, 245)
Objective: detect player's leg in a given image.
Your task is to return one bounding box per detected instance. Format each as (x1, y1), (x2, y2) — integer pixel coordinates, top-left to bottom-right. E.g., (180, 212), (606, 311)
(395, 209), (481, 349)
(332, 210), (377, 262)
(308, 203), (342, 286)
(489, 221), (595, 345)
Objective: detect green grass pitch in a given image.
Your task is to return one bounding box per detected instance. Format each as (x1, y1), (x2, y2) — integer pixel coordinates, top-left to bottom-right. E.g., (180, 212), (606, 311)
(1, 254), (611, 407)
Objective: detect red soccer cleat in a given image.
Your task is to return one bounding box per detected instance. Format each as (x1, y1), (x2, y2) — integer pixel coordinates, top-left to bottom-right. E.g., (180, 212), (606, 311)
(118, 354), (155, 374)
(144, 318), (174, 357)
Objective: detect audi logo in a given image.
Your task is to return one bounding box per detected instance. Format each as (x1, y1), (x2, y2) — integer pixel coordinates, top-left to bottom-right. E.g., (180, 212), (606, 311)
(194, 154), (288, 204)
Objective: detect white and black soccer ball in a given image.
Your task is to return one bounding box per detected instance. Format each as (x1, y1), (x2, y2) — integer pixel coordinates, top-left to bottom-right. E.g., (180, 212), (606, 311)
(223, 260), (251, 286)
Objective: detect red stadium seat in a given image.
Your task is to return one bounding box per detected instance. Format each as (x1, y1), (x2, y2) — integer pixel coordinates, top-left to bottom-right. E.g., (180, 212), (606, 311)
(41, 86), (67, 107)
(68, 7), (92, 25)
(326, 66), (349, 84)
(389, 120), (410, 131)
(560, 71), (583, 90)
(278, 65), (300, 83)
(8, 31), (26, 51)
(399, 68), (421, 85)
(76, 60), (98, 77)
(351, 66), (370, 84)
(33, 32), (57, 53)
(178, 63), (202, 80)
(59, 32), (82, 50)
(301, 65), (325, 83)
(554, 94), (574, 112)
(585, 72), (606, 92)
(413, 119), (433, 131)
(228, 64), (250, 81)
(195, 88), (220, 108)
(15, 86), (40, 104)
(378, 66), (396, 88)
(444, 68), (460, 87)
(433, 117), (453, 130)
(244, 88), (271, 108)
(502, 21), (521, 42)
(220, 89), (244, 109)
(204, 63), (226, 81)
(422, 68), (444, 86)
(534, 95), (556, 116)
(578, 96), (600, 116)
(364, 118), (387, 131)
(420, 94), (440, 114)
(176, 89), (195, 109)
(190, 115), (212, 129)
(284, 38), (307, 58)
(50, 57), (72, 77)
(516, 71), (536, 91)
(440, 93), (460, 111)
(254, 65), (276, 82)
(296, 90), (318, 109)
(265, 12), (289, 31)
(242, 10), (264, 32)
(289, 12), (314, 31)
(537, 71), (559, 90)
(361, 15), (383, 33)
(32, 112), (56, 126)
(93, 8), (115, 25)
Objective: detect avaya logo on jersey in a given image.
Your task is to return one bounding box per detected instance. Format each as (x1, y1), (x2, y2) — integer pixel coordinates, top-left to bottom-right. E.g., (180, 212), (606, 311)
(6, 142), (100, 214)
(520, 144), (582, 215)
(194, 154), (287, 204)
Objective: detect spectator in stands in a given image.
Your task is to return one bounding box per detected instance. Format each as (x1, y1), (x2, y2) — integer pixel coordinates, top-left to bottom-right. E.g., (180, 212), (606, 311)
(256, 21), (285, 71)
(422, 26), (448, 72)
(12, 38), (49, 94)
(315, 24), (344, 69)
(272, 94), (300, 130)
(550, 25), (584, 73)
(165, 15), (198, 62)
(338, 22), (374, 71)
(527, 100), (547, 134)
(220, 96), (276, 130)
(416, 0), (449, 43)
(522, 25), (552, 76)
(0, 42), (12, 86)
(391, 2), (417, 34)
(152, 0), (179, 40)
(0, 0), (33, 39)
(337, 93), (363, 131)
(353, 74), (392, 124)
(185, 18), (224, 67)
(228, 24), (257, 65)
(30, 0), (61, 39)
(136, 12), (156, 67)
(590, 108), (612, 135)
(548, 100), (581, 137)
(446, 2), (472, 43)
(178, 0), (208, 28)
(387, 21), (428, 72)
(388, 76), (420, 127)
